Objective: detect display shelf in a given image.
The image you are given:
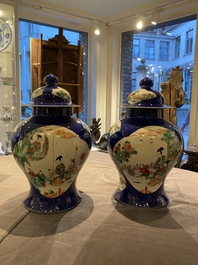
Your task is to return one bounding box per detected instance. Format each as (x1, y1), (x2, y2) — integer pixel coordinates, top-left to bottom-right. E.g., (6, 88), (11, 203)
(0, 122), (15, 155)
(0, 3), (17, 155)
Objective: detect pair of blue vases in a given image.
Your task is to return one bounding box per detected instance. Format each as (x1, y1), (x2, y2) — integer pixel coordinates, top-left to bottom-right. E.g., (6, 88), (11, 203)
(11, 74), (183, 213)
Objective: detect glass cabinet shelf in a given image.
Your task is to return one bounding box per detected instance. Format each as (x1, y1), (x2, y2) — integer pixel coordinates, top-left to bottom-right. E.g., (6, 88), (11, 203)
(0, 3), (17, 156)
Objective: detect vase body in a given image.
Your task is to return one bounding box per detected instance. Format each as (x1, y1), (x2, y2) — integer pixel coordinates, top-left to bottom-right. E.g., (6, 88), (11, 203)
(107, 78), (183, 208)
(11, 74), (92, 213)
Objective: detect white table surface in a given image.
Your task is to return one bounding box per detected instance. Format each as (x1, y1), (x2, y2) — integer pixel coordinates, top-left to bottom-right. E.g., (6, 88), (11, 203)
(0, 150), (198, 265)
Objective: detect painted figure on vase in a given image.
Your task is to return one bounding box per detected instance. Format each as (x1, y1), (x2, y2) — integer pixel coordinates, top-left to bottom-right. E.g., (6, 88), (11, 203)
(108, 77), (183, 208)
(11, 74), (92, 213)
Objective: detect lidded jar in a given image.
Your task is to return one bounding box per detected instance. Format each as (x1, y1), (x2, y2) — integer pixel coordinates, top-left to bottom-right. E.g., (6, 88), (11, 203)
(11, 74), (92, 213)
(107, 77), (183, 208)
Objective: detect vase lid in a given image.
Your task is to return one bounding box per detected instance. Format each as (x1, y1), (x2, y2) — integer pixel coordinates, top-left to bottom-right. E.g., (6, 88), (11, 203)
(31, 73), (80, 107)
(120, 77), (171, 109)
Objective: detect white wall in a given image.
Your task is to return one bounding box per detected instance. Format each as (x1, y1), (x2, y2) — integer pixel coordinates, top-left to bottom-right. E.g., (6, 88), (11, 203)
(88, 25), (108, 133)
(88, 26), (121, 135)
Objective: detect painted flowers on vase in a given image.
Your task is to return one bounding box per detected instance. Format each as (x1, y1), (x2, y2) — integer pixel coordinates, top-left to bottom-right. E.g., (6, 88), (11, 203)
(12, 74), (92, 213)
(107, 77), (183, 208)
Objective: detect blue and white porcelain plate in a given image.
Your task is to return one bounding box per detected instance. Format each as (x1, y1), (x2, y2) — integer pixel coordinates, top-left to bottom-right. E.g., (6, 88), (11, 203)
(0, 18), (12, 52)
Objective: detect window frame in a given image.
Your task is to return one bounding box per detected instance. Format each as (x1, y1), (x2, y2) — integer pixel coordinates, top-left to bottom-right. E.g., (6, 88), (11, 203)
(159, 40), (170, 60)
(133, 38), (140, 58)
(186, 29), (193, 54)
(174, 35), (181, 59)
(144, 39), (155, 59)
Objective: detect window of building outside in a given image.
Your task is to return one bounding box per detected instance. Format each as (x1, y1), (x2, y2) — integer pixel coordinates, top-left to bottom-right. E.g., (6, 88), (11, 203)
(144, 40), (155, 59)
(186, 29), (193, 54)
(174, 36), (181, 58)
(19, 19), (88, 123)
(133, 39), (140, 58)
(27, 22), (33, 35)
(159, 41), (169, 60)
(120, 15), (197, 149)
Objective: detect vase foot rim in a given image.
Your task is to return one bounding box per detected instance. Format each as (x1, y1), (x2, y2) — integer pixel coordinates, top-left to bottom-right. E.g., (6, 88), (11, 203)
(114, 190), (169, 208)
(23, 193), (82, 213)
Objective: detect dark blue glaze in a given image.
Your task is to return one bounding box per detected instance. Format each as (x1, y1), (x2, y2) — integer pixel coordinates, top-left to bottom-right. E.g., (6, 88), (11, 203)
(11, 113), (92, 150)
(109, 116), (182, 151)
(11, 74), (92, 213)
(33, 73), (72, 105)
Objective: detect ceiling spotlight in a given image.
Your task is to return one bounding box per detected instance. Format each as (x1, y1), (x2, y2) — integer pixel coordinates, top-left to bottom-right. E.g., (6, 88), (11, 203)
(151, 20), (157, 25)
(136, 20), (143, 29)
(94, 20), (101, 35)
(94, 28), (100, 35)
(151, 10), (160, 25)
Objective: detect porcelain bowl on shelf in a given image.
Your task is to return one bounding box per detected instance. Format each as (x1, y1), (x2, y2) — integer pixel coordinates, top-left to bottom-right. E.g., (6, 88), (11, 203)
(0, 77), (14, 86)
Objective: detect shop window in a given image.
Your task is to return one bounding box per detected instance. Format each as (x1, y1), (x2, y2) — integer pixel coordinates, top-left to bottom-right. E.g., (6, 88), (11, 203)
(120, 15), (197, 148)
(19, 19), (88, 122)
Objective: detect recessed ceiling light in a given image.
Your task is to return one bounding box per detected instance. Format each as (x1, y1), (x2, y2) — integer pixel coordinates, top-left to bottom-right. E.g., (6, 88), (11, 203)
(94, 28), (100, 35)
(136, 20), (143, 29)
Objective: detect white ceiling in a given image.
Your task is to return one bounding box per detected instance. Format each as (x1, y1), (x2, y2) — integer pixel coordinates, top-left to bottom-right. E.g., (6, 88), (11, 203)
(39, 0), (165, 20)
(17, 0), (196, 26)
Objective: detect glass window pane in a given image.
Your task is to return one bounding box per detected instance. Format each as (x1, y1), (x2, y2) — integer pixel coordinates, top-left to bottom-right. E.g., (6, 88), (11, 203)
(175, 36), (181, 58)
(120, 16), (197, 149)
(133, 38), (140, 58)
(186, 29), (193, 54)
(159, 41), (169, 60)
(19, 20), (88, 122)
(144, 40), (155, 59)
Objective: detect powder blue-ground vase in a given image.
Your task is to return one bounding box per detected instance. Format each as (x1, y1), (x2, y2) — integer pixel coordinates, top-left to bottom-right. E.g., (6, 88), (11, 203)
(107, 77), (183, 208)
(11, 74), (92, 213)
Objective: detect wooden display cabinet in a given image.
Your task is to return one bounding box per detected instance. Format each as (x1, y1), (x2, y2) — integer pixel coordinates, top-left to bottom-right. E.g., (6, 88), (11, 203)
(30, 28), (84, 116)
